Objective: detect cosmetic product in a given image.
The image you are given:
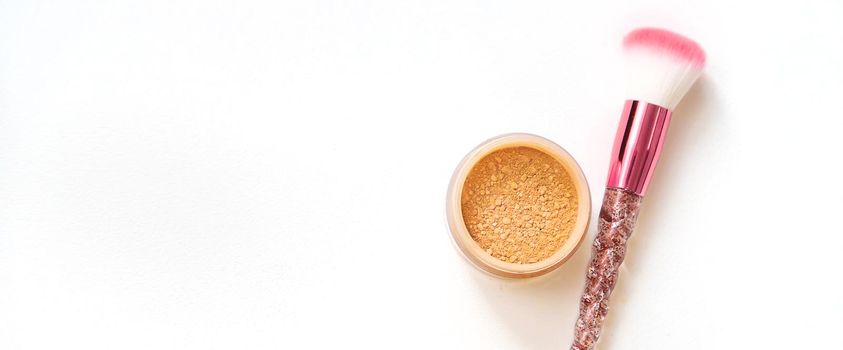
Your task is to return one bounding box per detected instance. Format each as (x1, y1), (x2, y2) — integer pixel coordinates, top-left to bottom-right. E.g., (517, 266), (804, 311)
(570, 28), (706, 350)
(446, 133), (591, 278)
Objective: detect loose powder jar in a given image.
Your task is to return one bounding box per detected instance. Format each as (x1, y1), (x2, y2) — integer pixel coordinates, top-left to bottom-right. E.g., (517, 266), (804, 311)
(446, 133), (591, 278)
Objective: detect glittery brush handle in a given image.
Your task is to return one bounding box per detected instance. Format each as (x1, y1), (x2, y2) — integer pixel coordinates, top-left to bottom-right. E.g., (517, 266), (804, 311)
(571, 188), (643, 350)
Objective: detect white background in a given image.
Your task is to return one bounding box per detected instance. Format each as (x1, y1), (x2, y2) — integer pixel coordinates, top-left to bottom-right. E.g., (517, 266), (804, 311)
(2, 0), (842, 349)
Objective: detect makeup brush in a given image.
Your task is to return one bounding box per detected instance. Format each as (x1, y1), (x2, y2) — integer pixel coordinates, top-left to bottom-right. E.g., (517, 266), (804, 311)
(571, 28), (706, 350)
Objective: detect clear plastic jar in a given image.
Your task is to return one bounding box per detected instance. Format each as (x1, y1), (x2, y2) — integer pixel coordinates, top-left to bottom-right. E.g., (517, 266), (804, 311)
(446, 133), (592, 278)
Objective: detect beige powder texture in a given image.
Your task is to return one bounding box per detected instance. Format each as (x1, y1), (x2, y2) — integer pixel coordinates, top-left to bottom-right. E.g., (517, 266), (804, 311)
(461, 146), (578, 264)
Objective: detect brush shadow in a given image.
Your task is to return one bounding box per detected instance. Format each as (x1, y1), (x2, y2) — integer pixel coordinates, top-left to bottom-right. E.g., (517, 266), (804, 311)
(596, 76), (719, 349)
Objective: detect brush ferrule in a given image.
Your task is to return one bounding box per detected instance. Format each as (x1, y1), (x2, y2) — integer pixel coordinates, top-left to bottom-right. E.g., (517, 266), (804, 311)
(606, 100), (672, 196)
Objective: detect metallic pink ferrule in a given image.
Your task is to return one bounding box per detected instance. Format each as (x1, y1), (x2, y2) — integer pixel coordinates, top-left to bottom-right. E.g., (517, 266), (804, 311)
(605, 100), (672, 196)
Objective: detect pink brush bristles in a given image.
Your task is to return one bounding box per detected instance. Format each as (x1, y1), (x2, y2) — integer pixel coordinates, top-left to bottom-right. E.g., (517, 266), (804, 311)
(624, 28), (706, 67)
(621, 27), (706, 110)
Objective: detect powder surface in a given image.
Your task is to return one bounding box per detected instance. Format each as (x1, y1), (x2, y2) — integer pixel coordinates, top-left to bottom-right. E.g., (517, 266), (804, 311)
(461, 146), (578, 264)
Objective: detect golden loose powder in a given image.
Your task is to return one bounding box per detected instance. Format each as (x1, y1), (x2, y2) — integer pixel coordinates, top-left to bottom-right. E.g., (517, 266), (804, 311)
(461, 146), (578, 264)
